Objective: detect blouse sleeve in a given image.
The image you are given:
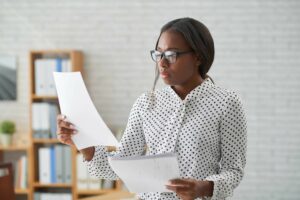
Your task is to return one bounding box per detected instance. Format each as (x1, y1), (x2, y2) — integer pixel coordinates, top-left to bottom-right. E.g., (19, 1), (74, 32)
(84, 95), (146, 180)
(205, 92), (247, 200)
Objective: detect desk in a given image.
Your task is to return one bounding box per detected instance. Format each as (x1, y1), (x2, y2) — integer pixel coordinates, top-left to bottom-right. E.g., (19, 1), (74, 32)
(79, 191), (137, 200)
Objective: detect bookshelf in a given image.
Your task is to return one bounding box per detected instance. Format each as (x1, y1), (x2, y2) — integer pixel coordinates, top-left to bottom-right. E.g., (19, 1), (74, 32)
(0, 145), (31, 199)
(28, 50), (122, 200)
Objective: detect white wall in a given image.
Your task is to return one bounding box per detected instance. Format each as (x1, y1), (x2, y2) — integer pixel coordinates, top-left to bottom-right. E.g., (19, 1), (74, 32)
(0, 0), (299, 199)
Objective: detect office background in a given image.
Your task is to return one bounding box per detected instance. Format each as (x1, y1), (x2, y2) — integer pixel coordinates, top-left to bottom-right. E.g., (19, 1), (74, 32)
(0, 0), (299, 199)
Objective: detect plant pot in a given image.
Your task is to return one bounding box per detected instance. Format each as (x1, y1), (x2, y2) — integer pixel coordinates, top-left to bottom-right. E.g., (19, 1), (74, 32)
(0, 133), (13, 147)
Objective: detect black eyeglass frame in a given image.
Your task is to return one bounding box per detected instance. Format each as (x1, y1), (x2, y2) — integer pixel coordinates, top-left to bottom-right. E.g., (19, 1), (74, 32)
(150, 50), (194, 64)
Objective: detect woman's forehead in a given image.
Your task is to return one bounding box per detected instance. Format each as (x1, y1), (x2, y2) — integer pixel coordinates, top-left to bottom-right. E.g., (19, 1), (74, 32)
(157, 30), (190, 51)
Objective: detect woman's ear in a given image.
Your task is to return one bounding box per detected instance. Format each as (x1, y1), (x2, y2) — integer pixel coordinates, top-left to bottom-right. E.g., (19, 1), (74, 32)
(195, 54), (202, 66)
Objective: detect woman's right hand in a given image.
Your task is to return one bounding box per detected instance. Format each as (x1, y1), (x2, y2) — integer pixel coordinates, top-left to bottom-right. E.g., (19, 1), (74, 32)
(56, 114), (77, 146)
(56, 114), (95, 161)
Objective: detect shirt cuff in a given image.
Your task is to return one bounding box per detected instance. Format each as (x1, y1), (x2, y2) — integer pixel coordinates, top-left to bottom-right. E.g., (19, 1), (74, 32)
(83, 145), (107, 163)
(204, 175), (229, 200)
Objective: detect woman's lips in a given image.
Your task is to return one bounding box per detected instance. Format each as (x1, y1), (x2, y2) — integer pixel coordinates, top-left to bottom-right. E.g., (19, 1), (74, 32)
(160, 71), (169, 78)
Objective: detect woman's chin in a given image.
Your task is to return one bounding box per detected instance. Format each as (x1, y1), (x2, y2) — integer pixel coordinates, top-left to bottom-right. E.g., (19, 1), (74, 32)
(162, 78), (172, 85)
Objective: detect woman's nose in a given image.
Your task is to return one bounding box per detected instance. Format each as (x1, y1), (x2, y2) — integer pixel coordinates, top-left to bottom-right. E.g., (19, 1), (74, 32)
(158, 56), (169, 69)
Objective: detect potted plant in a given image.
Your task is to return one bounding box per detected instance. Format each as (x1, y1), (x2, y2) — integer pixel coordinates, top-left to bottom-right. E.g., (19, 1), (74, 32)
(0, 120), (16, 147)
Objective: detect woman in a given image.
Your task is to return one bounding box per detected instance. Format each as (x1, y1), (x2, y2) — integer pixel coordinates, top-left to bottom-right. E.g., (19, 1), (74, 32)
(57, 17), (247, 200)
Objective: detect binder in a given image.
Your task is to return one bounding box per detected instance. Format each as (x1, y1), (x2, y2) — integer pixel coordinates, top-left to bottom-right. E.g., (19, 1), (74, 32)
(50, 146), (56, 183)
(63, 146), (72, 183)
(76, 153), (89, 189)
(39, 147), (51, 183)
(54, 145), (64, 183)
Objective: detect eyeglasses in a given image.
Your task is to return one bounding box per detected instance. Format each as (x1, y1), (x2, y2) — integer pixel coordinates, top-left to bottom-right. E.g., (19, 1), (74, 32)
(150, 50), (193, 64)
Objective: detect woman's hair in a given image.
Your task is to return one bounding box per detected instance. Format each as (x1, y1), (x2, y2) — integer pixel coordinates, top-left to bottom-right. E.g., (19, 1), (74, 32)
(152, 17), (215, 91)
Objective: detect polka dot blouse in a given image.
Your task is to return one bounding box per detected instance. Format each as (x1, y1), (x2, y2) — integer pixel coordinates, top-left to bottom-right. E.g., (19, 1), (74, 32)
(85, 78), (247, 200)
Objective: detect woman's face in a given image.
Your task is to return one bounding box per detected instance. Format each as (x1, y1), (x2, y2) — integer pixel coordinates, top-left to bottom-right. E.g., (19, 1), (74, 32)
(156, 30), (201, 87)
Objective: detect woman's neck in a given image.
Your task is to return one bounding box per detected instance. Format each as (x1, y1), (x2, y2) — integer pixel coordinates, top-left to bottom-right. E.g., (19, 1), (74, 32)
(172, 76), (204, 100)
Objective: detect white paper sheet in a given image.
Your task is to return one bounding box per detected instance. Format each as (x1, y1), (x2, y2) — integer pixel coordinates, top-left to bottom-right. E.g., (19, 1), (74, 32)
(53, 72), (118, 150)
(108, 153), (180, 193)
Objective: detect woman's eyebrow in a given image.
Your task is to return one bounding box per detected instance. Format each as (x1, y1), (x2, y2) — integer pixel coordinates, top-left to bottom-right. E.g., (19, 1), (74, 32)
(156, 47), (181, 51)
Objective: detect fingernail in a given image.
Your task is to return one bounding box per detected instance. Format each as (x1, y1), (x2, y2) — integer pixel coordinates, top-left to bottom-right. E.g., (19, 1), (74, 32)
(73, 130), (78, 134)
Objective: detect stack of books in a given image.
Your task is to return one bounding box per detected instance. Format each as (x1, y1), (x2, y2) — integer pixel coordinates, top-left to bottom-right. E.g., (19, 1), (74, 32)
(14, 155), (28, 189)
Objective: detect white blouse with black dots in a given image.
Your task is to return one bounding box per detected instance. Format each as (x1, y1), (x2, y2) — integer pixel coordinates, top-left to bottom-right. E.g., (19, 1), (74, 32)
(85, 78), (247, 200)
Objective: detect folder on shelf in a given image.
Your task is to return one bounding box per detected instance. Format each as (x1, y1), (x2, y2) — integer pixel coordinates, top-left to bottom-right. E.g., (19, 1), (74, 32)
(34, 59), (46, 95)
(38, 147), (51, 183)
(37, 192), (72, 200)
(76, 153), (89, 189)
(89, 177), (102, 190)
(54, 145), (64, 183)
(63, 146), (72, 183)
(41, 103), (50, 138)
(50, 146), (56, 183)
(46, 59), (58, 96)
(62, 59), (72, 72)
(108, 153), (180, 193)
(49, 104), (59, 138)
(102, 179), (114, 189)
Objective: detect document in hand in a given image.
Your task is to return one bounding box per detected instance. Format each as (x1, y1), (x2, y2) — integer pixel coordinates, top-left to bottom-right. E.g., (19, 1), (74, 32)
(53, 72), (119, 150)
(108, 153), (180, 193)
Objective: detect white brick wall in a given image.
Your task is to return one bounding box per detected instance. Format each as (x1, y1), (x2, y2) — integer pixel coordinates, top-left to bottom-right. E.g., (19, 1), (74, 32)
(0, 0), (299, 199)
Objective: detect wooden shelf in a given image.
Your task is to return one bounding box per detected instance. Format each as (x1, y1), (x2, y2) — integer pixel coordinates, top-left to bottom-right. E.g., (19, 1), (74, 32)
(0, 146), (29, 151)
(33, 182), (72, 188)
(33, 138), (60, 144)
(32, 95), (58, 100)
(30, 50), (79, 54)
(15, 188), (30, 194)
(77, 189), (116, 195)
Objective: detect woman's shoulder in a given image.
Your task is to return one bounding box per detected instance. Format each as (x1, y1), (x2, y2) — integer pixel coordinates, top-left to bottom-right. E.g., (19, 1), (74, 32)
(205, 80), (244, 106)
(211, 84), (239, 97)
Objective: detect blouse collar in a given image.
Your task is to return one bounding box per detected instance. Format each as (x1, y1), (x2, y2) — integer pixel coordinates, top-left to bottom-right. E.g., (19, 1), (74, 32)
(167, 77), (214, 104)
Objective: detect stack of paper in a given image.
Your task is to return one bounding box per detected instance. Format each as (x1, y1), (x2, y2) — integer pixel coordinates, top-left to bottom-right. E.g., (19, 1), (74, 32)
(108, 153), (180, 193)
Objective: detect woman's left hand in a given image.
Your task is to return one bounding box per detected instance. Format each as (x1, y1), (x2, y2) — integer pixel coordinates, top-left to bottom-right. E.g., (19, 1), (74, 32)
(165, 178), (214, 200)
